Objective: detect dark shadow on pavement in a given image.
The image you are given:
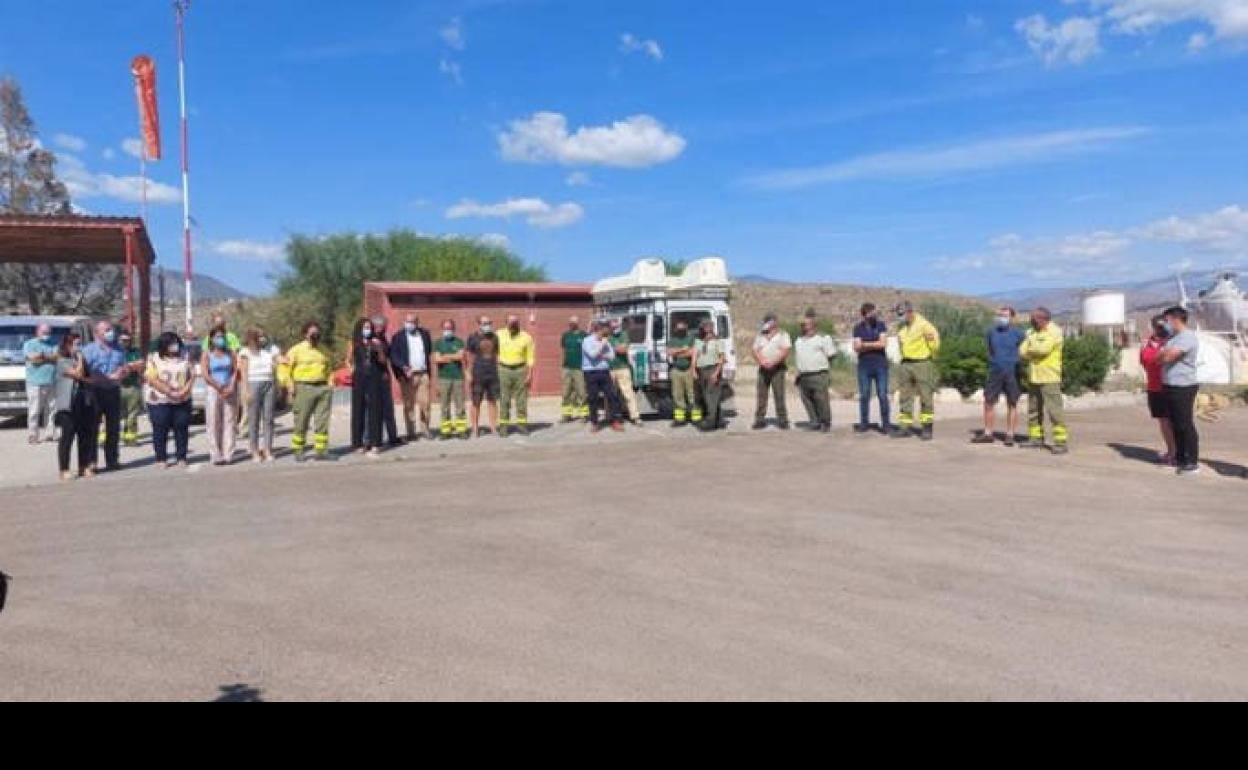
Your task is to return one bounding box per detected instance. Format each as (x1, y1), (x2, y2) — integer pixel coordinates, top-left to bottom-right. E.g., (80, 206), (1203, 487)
(0, 570), (9, 616)
(214, 683), (264, 702)
(1203, 458), (1248, 479)
(1107, 443), (1164, 466)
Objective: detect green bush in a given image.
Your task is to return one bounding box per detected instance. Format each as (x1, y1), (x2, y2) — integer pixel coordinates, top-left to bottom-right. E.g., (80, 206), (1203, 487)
(1061, 334), (1116, 397)
(934, 335), (989, 398)
(920, 301), (995, 340)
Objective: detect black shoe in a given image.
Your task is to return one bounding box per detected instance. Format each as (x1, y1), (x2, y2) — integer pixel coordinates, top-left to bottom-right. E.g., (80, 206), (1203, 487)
(853, 424), (870, 434)
(752, 421), (767, 431)
(890, 428), (912, 439)
(921, 426), (934, 442)
(821, 423), (832, 433)
(670, 420), (687, 429)
(778, 421), (791, 431)
(971, 433), (994, 445)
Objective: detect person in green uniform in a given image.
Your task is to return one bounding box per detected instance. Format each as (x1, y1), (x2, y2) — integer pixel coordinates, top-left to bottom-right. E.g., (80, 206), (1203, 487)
(695, 319), (727, 432)
(609, 318), (641, 424)
(117, 330), (145, 447)
(433, 319), (468, 439)
(667, 321), (699, 427)
(560, 316), (588, 422)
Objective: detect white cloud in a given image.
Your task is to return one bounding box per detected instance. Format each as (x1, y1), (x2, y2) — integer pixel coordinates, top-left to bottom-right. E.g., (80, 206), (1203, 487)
(440, 17), (465, 51)
(58, 153), (181, 205)
(477, 233), (511, 249)
(565, 171), (592, 187)
(101, 148), (116, 161)
(210, 240), (286, 262)
(121, 138), (144, 159)
(52, 133), (87, 152)
(439, 58), (463, 85)
(1135, 205), (1248, 252)
(498, 112), (686, 168)
(936, 203), (1248, 279)
(748, 126), (1149, 190)
(445, 197), (584, 229)
(1084, 0), (1248, 40)
(1018, 1), (1248, 64)
(1015, 14), (1103, 65)
(620, 33), (664, 61)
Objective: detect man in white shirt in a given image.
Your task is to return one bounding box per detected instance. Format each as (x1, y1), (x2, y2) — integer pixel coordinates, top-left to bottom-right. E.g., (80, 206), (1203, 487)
(389, 313), (433, 441)
(752, 313), (792, 430)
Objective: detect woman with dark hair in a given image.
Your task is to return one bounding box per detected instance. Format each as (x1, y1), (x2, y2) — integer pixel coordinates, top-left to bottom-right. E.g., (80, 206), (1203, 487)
(52, 332), (91, 480)
(146, 331), (196, 468)
(1139, 315), (1176, 465)
(238, 327), (283, 463)
(201, 324), (240, 466)
(348, 317), (389, 456)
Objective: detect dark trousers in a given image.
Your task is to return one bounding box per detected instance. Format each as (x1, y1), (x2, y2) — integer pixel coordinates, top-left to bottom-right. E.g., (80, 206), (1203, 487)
(381, 381), (399, 444)
(1165, 385), (1200, 468)
(351, 375), (386, 449)
(858, 365), (891, 428)
(585, 370), (621, 425)
(55, 405), (92, 473)
(698, 367), (724, 427)
(755, 366), (788, 422)
(797, 371), (832, 427)
(94, 387), (121, 468)
(149, 401), (192, 463)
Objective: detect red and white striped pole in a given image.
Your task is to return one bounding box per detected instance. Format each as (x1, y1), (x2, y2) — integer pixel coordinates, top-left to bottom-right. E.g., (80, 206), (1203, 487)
(175, 0), (193, 334)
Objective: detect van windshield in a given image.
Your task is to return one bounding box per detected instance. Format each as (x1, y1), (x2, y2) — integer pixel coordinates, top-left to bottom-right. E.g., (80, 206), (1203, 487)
(670, 311), (710, 337)
(0, 326), (70, 364)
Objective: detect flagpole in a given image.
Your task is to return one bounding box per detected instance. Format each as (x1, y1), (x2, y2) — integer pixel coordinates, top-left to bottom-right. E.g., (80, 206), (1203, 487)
(175, 0), (193, 334)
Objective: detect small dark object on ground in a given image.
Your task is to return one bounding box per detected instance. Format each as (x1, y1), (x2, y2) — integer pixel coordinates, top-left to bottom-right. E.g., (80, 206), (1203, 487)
(0, 571), (9, 615)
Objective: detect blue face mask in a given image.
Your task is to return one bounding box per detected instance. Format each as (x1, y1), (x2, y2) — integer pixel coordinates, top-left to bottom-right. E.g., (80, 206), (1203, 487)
(1160, 322), (1174, 337)
(39, 334), (52, 344)
(996, 317), (1011, 330)
(362, 328), (373, 340)
(103, 330), (116, 344)
(213, 336), (227, 350)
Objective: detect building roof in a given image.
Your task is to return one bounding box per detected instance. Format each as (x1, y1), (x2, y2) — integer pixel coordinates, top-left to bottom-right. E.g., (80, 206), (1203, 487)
(367, 282), (592, 298)
(0, 214), (156, 265)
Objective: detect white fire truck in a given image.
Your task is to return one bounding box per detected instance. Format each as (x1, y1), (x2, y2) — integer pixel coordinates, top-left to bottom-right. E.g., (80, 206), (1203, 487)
(592, 258), (737, 418)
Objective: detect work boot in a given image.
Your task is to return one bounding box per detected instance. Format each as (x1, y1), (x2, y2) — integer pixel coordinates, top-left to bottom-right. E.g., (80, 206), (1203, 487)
(778, 421), (791, 431)
(890, 427), (912, 439)
(515, 424), (530, 437)
(498, 425), (509, 438)
(1051, 443), (1070, 456)
(921, 425), (934, 442)
(752, 420), (767, 431)
(670, 419), (687, 429)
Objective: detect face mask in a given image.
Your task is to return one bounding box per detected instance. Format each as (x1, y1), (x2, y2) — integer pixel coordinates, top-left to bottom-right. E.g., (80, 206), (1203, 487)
(166, 344), (181, 356)
(675, 327), (688, 337)
(404, 323), (417, 334)
(103, 330), (116, 344)
(309, 332), (321, 343)
(259, 338), (269, 348)
(39, 334), (52, 344)
(480, 324), (493, 334)
(362, 328), (373, 340)
(864, 315), (877, 325)
(508, 322), (521, 333)
(1160, 322), (1174, 337)
(443, 330), (454, 340)
(213, 336), (227, 350)
(996, 317), (1011, 330)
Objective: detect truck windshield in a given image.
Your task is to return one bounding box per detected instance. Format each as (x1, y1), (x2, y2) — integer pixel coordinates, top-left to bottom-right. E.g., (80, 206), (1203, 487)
(670, 311), (710, 337)
(0, 326), (70, 365)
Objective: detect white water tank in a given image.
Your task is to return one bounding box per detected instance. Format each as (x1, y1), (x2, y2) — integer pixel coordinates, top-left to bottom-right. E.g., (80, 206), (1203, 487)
(1082, 291), (1126, 326)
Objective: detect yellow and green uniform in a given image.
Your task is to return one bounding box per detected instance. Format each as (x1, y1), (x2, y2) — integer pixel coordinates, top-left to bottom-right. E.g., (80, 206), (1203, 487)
(286, 340), (333, 456)
(561, 329), (588, 419)
(111, 349), (145, 445)
(496, 328), (536, 427)
(895, 313), (941, 429)
(668, 333), (699, 424)
(1021, 322), (1067, 445)
(435, 336), (468, 436)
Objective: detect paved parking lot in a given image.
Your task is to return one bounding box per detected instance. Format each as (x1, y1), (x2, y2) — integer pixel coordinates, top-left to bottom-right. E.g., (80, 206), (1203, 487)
(0, 400), (1245, 700)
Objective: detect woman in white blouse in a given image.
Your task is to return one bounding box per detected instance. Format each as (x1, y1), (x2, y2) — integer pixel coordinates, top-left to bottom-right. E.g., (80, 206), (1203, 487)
(238, 328), (285, 463)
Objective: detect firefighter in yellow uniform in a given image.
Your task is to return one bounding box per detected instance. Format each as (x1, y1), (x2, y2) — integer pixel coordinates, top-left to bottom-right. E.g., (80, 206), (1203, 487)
(891, 301), (941, 441)
(286, 321), (334, 462)
(1020, 307), (1068, 454)
(496, 314), (536, 437)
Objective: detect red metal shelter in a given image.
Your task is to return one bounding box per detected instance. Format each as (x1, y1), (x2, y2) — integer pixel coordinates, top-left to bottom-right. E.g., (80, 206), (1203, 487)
(0, 214), (157, 350)
(364, 282), (594, 396)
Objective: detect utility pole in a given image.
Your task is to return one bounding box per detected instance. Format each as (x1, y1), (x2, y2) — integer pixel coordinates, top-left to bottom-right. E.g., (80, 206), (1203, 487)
(175, 0), (193, 334)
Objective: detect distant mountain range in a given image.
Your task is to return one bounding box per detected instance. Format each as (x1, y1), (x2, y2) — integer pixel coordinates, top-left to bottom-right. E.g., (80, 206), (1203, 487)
(149, 268), (249, 305)
(984, 269), (1244, 317)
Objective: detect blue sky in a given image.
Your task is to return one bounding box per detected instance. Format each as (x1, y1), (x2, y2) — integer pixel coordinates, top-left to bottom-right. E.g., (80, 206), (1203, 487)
(2, 0), (1246, 295)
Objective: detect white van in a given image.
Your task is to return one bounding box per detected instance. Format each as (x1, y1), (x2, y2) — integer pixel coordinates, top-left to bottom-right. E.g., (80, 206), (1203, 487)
(0, 316), (92, 419)
(593, 258), (738, 417)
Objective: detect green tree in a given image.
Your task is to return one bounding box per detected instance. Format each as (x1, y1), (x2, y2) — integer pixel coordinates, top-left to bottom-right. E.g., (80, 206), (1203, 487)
(0, 76), (124, 315)
(934, 335), (990, 397)
(275, 230), (547, 345)
(920, 301), (995, 339)
(1061, 334), (1116, 396)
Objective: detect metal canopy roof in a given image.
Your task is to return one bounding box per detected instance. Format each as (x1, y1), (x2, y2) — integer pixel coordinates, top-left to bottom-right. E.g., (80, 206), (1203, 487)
(0, 214), (156, 265)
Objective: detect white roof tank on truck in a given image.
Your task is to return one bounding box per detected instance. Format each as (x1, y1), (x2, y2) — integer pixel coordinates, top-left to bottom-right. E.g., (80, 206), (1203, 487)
(592, 257), (732, 302)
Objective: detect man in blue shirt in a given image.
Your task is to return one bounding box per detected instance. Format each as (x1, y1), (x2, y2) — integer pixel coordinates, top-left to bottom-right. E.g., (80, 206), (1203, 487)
(82, 320), (129, 471)
(582, 320), (624, 433)
(974, 307), (1027, 446)
(23, 323), (58, 444)
(852, 304), (891, 433)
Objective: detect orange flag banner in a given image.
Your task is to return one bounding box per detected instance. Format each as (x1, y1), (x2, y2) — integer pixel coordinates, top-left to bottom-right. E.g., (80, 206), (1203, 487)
(130, 55), (161, 161)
